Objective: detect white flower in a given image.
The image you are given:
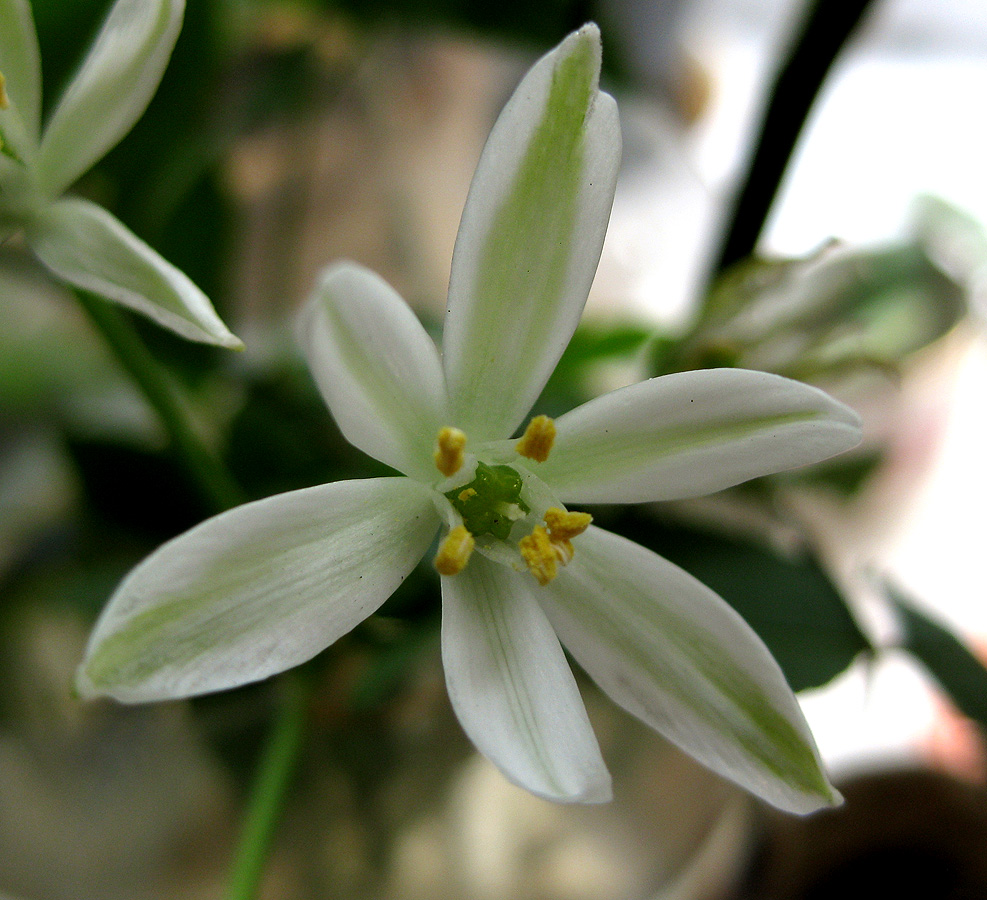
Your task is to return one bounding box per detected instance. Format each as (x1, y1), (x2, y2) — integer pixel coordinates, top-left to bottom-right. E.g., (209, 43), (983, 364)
(77, 26), (861, 812)
(0, 0), (240, 347)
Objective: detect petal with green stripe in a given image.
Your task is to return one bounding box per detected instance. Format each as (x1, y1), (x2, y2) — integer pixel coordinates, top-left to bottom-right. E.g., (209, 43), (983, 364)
(28, 197), (241, 348)
(443, 24), (620, 440)
(0, 0), (42, 147)
(441, 552), (612, 803)
(537, 526), (841, 814)
(298, 262), (449, 480)
(77, 477), (439, 702)
(540, 368), (862, 504)
(36, 0), (183, 195)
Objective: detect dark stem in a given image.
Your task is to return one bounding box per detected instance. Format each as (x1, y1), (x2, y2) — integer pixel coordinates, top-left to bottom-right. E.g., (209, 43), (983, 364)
(76, 290), (245, 513)
(708, 0), (879, 281)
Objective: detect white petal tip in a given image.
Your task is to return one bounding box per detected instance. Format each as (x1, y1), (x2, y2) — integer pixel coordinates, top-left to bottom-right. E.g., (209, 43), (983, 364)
(217, 332), (245, 351)
(511, 771), (614, 805)
(73, 666), (100, 702)
(569, 22), (601, 47)
(572, 780), (614, 805)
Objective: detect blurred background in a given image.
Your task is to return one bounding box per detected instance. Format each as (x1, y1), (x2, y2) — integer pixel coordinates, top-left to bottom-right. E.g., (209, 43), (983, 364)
(3, 0), (987, 897)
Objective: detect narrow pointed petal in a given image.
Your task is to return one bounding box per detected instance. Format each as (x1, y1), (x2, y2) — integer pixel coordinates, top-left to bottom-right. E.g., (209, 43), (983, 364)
(537, 527), (840, 814)
(441, 554), (611, 803)
(0, 0), (42, 145)
(27, 197), (241, 348)
(77, 478), (440, 702)
(298, 262), (448, 479)
(0, 152), (34, 240)
(443, 25), (621, 440)
(36, 0), (183, 195)
(540, 368), (862, 504)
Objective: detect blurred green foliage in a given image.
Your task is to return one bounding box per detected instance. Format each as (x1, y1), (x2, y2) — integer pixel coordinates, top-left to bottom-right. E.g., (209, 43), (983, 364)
(892, 584), (987, 738)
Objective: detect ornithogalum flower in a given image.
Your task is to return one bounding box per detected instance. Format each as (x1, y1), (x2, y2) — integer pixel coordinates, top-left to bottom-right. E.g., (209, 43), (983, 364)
(0, 0), (239, 347)
(78, 26), (861, 812)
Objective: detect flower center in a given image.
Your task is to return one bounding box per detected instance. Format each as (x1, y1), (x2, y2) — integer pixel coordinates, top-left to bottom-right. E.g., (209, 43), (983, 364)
(445, 461), (529, 540)
(431, 419), (592, 584)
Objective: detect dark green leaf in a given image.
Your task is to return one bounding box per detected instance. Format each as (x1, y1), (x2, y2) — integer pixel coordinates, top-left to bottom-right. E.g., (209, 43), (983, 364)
(891, 585), (987, 734)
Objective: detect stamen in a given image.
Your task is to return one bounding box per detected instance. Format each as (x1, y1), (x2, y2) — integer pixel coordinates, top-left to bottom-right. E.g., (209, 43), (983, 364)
(516, 415), (556, 462)
(544, 507), (592, 541)
(434, 525), (475, 576)
(519, 526), (558, 585)
(519, 507), (593, 584)
(458, 487), (477, 503)
(434, 427), (467, 477)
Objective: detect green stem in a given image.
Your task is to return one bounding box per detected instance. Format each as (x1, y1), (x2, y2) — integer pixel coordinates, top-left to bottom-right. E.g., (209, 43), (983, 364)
(225, 674), (310, 900)
(707, 0), (878, 281)
(78, 292), (310, 897)
(76, 290), (244, 513)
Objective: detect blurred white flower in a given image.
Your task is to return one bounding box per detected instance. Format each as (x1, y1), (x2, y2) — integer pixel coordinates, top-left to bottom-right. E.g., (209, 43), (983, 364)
(0, 0), (240, 347)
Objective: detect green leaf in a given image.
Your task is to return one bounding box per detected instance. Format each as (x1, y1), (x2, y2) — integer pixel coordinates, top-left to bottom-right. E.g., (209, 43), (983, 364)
(891, 585), (987, 734)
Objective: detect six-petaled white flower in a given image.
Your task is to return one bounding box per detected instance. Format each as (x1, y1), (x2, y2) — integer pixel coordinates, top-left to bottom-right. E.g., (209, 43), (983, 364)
(0, 0), (239, 347)
(77, 26), (861, 812)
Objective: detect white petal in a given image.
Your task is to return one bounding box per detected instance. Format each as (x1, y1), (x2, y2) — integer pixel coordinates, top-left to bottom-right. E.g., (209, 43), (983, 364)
(0, 0), (42, 146)
(298, 262), (448, 479)
(441, 553), (611, 803)
(538, 527), (840, 814)
(540, 368), (862, 503)
(35, 0), (183, 195)
(0, 152), (36, 239)
(77, 477), (440, 702)
(27, 197), (241, 348)
(443, 25), (621, 440)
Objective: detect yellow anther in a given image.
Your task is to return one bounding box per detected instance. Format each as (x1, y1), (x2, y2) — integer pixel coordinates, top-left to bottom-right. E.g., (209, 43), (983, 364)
(458, 487), (477, 503)
(544, 507), (592, 542)
(434, 525), (475, 576)
(519, 526), (558, 585)
(516, 415), (556, 462)
(434, 427), (467, 477)
(0, 72), (8, 109)
(519, 507), (592, 584)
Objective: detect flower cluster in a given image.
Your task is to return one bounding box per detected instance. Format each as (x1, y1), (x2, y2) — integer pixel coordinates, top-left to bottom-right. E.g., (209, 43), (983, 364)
(0, 0), (238, 346)
(77, 26), (861, 812)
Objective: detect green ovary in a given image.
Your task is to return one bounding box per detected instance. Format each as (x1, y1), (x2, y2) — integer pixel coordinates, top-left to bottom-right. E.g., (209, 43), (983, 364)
(445, 461), (529, 540)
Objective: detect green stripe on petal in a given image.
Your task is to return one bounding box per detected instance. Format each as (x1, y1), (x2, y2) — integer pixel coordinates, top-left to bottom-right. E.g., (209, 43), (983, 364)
(538, 527), (840, 814)
(444, 25), (620, 440)
(78, 477), (439, 702)
(542, 368), (862, 503)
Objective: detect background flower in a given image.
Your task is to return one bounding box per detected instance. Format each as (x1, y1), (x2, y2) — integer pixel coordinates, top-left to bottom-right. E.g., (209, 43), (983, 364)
(0, 0), (239, 347)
